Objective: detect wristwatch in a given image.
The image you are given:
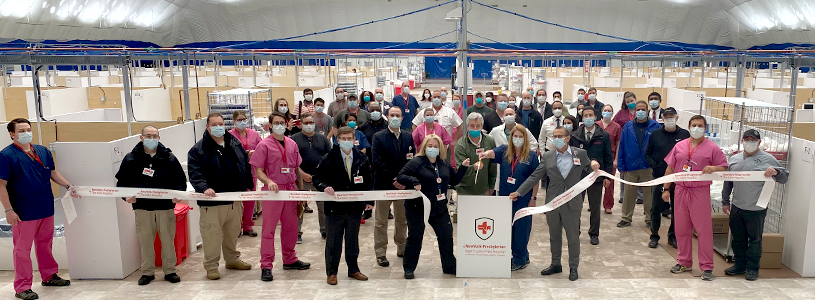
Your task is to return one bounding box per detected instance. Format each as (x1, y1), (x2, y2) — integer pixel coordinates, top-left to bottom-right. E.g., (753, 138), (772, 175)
(65, 184), (74, 190)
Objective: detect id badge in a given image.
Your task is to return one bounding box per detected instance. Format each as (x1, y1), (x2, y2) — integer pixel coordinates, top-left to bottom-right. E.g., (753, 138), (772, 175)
(436, 193), (446, 201)
(405, 109), (410, 113)
(281, 167), (291, 174)
(682, 165), (691, 172)
(573, 158), (581, 165)
(319, 131), (325, 135)
(507, 177), (516, 184)
(406, 153), (414, 159)
(354, 176), (364, 184)
(142, 168), (155, 177)
(476, 148), (485, 156)
(353, 140), (360, 146)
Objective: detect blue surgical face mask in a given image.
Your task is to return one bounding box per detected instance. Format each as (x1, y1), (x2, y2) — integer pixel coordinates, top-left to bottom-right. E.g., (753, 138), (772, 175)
(649, 100), (660, 109)
(432, 98), (442, 107)
(564, 124), (573, 132)
(348, 100), (359, 109)
(210, 125), (226, 137)
(315, 106), (324, 113)
(370, 111), (382, 121)
(17, 131), (33, 144)
(453, 100), (461, 107)
(425, 147), (440, 159)
(636, 110), (647, 120)
(583, 117), (595, 127)
(363, 96), (371, 102)
(602, 111), (612, 119)
(552, 137), (566, 149)
(143, 138), (159, 150)
(627, 102), (636, 109)
(441, 92), (447, 98)
(389, 117), (402, 128)
(236, 120), (249, 130)
(339, 140), (355, 151)
(497, 102), (508, 110)
(347, 121), (357, 128)
(424, 116), (435, 124)
(476, 97), (483, 105)
(469, 129), (481, 138)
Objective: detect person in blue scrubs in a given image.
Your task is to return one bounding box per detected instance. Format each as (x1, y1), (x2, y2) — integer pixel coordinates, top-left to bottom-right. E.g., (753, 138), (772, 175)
(391, 82), (420, 132)
(478, 124), (540, 271)
(331, 114), (371, 154)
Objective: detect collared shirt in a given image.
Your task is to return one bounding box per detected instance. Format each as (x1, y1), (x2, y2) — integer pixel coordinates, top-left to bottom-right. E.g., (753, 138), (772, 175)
(585, 125), (595, 141)
(292, 102), (315, 118)
(555, 146), (573, 178)
(411, 105), (463, 137)
(389, 127), (401, 140)
(539, 115), (566, 151)
(249, 136), (302, 189)
(341, 149), (353, 163)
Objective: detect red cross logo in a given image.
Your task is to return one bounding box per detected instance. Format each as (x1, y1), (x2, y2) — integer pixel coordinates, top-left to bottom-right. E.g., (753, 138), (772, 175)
(478, 222), (491, 234)
(474, 217), (494, 240)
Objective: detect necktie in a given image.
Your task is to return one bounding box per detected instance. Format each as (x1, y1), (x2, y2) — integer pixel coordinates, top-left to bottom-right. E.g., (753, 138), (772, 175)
(556, 118), (561, 127)
(652, 110), (657, 120)
(587, 131), (591, 141)
(345, 155), (352, 181)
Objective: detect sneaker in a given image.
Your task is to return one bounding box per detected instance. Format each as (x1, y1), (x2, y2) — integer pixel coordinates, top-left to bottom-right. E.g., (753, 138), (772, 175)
(510, 262), (527, 271)
(701, 270), (714, 281)
(303, 204), (313, 213)
(590, 236), (599, 245)
(297, 235), (303, 244)
(670, 264), (691, 274)
(404, 271), (415, 279)
(206, 269), (221, 280)
(261, 268), (273, 281)
(225, 260), (252, 270)
(41, 274), (70, 286)
(724, 265), (747, 276)
(283, 260), (311, 270)
(164, 273), (181, 283)
(636, 198), (643, 204)
(14, 289), (38, 300)
(648, 239), (659, 248)
(377, 257), (390, 267)
(137, 275), (155, 286)
(616, 220), (631, 228)
(746, 269), (759, 281)
(243, 229), (258, 237)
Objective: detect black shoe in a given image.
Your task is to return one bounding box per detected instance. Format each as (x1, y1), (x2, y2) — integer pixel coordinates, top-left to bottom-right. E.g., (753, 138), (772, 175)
(590, 236), (599, 245)
(645, 220), (651, 226)
(388, 211), (394, 219)
(648, 239), (659, 248)
(397, 253), (404, 258)
(321, 232), (326, 239)
(261, 268), (274, 281)
(14, 289), (38, 300)
(569, 268), (579, 281)
(283, 260), (311, 270)
(41, 274), (70, 286)
(404, 271), (415, 279)
(303, 204), (313, 213)
(138, 275), (155, 286)
(724, 265), (747, 276)
(668, 238), (677, 249)
(164, 273), (181, 283)
(297, 235), (303, 244)
(618, 198), (623, 203)
(616, 220), (631, 228)
(636, 198), (643, 204)
(362, 210), (373, 220)
(243, 229), (258, 237)
(746, 269), (759, 281)
(540, 265), (563, 275)
(377, 257), (390, 267)
(662, 209), (672, 218)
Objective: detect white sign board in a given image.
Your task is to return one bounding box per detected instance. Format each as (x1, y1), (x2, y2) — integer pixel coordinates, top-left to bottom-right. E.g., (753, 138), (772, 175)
(456, 195), (511, 278)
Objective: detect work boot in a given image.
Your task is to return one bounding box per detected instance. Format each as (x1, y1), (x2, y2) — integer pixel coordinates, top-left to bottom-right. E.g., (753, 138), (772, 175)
(724, 265), (747, 276)
(41, 274), (70, 286)
(206, 269), (221, 280)
(14, 289), (38, 300)
(137, 275), (155, 286)
(225, 260), (252, 270)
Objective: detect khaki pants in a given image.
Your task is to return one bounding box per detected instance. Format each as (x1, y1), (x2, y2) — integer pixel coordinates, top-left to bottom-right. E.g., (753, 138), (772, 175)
(199, 204), (241, 271)
(135, 209), (176, 276)
(622, 169), (653, 223)
(373, 200), (407, 258)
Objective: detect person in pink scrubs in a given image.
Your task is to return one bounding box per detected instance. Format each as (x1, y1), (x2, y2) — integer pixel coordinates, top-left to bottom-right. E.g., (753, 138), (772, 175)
(250, 112), (311, 281)
(411, 108), (453, 151)
(662, 115), (727, 281)
(229, 110), (262, 237)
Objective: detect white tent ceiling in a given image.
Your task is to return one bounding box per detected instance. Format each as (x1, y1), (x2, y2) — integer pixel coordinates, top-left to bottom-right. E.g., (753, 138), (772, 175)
(0, 0), (813, 49)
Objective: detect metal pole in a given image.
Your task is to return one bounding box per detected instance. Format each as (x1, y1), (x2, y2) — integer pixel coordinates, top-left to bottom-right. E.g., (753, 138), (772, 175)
(789, 56), (799, 109)
(780, 60), (786, 94)
(181, 52), (192, 121)
(619, 57), (624, 92)
(31, 65), (44, 145)
(295, 52), (300, 88)
(457, 0), (468, 99)
(253, 56), (258, 87)
(700, 57), (706, 89)
(122, 58), (134, 136)
(735, 54), (745, 97)
(661, 59), (666, 94)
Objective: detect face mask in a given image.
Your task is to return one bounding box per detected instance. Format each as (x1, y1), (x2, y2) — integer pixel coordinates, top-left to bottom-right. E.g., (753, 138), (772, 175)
(441, 92), (447, 98)
(432, 98), (442, 107)
(649, 100), (660, 109)
(552, 137), (566, 149)
(388, 117), (402, 128)
(602, 111), (612, 119)
(508, 100), (516, 107)
(554, 97), (561, 101)
(497, 102), (509, 110)
(553, 109), (563, 117)
(486, 97), (493, 103)
(424, 93), (431, 99)
(143, 138), (158, 150)
(475, 98), (483, 105)
(690, 127), (705, 139)
(303, 124), (316, 133)
(512, 137), (525, 147)
(663, 118), (677, 130)
(348, 100), (359, 109)
(424, 116), (435, 124)
(375, 93), (384, 101)
(588, 94), (597, 101)
(743, 141), (759, 153)
(236, 120), (249, 130)
(315, 106), (324, 113)
(17, 132), (33, 144)
(363, 96), (371, 102)
(577, 94), (585, 101)
(577, 109), (583, 115)
(453, 100), (461, 107)
(336, 93), (345, 100)
(210, 126), (226, 137)
(278, 106), (289, 114)
(583, 117), (595, 127)
(537, 96), (546, 104)
(469, 129), (481, 138)
(347, 121), (357, 128)
(425, 147), (440, 159)
(636, 110), (647, 120)
(339, 140), (355, 151)
(522, 99), (532, 107)
(370, 111), (382, 121)
(304, 94), (313, 101)
(627, 102), (636, 109)
(402, 86), (410, 94)
(272, 124), (286, 135)
(504, 115), (516, 125)
(564, 124), (573, 132)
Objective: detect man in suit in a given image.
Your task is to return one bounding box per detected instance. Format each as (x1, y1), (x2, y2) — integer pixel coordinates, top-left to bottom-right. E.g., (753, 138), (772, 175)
(511, 126), (600, 281)
(647, 92), (665, 123)
(570, 108), (613, 245)
(371, 107), (414, 267)
(517, 91), (544, 139)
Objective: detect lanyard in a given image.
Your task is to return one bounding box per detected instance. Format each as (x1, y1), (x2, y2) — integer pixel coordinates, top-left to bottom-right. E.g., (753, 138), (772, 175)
(510, 154), (520, 175)
(274, 139), (287, 165)
(14, 144), (44, 167)
(402, 95), (409, 108)
(237, 131), (248, 150)
(686, 139), (699, 165)
(433, 162), (443, 194)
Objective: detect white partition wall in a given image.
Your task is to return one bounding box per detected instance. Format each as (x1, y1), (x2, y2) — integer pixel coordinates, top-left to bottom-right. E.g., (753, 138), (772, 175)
(47, 109), (123, 122)
(666, 88), (705, 111)
(121, 88), (173, 121)
(783, 137), (815, 277)
(25, 88), (90, 120)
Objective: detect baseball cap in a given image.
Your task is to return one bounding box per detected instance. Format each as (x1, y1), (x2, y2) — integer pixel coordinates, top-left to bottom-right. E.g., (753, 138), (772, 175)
(743, 129), (761, 139)
(663, 107), (678, 115)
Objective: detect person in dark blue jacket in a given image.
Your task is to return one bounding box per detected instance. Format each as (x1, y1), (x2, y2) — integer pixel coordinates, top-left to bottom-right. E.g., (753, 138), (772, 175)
(616, 101), (661, 228)
(391, 81), (420, 131)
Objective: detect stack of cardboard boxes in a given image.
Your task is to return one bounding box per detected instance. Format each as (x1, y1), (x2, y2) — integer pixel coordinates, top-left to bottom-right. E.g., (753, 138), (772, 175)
(760, 233), (784, 269)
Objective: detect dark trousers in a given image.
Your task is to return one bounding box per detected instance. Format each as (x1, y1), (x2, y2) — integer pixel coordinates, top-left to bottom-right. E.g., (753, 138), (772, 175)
(730, 205), (767, 271)
(587, 181), (603, 237)
(650, 184), (676, 241)
(324, 214), (361, 276)
(403, 205), (456, 273)
(511, 198), (532, 265)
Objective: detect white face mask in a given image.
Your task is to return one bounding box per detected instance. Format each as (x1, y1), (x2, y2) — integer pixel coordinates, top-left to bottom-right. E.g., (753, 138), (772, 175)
(743, 141), (759, 153)
(402, 86), (410, 94)
(588, 94), (597, 101)
(663, 118), (677, 130)
(485, 97), (493, 102)
(424, 93), (431, 99)
(303, 124), (316, 133)
(336, 93), (345, 100)
(375, 93), (384, 101)
(304, 94), (313, 101)
(552, 109), (563, 117)
(512, 137), (525, 147)
(278, 106), (288, 114)
(536, 96), (546, 104)
(690, 127), (705, 139)
(272, 124), (287, 135)
(504, 115), (516, 125)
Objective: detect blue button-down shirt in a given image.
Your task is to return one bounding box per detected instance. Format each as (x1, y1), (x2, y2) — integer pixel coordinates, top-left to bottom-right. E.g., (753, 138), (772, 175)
(555, 146), (573, 178)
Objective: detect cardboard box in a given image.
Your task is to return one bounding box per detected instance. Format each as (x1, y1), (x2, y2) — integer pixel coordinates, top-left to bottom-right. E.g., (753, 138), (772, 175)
(762, 233), (784, 253)
(711, 213), (729, 234)
(760, 252), (782, 269)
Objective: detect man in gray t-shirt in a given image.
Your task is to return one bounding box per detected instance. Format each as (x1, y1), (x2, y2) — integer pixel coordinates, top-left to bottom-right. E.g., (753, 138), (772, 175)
(292, 113), (333, 238)
(721, 129), (788, 280)
(313, 98), (334, 137)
